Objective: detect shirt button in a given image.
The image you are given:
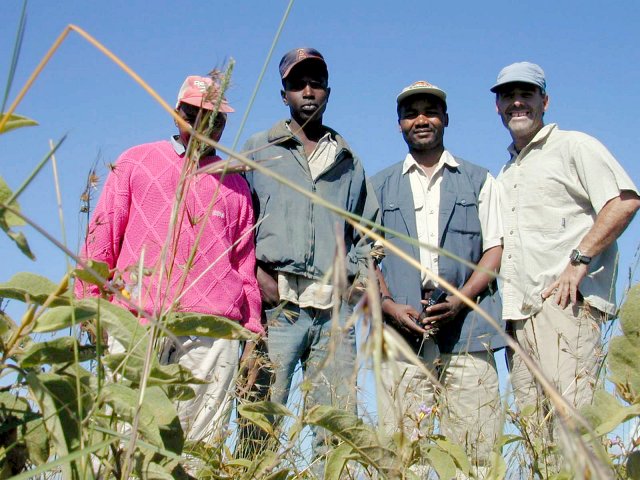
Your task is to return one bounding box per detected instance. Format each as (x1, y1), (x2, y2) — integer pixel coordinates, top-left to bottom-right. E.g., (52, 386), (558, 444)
(513, 184), (517, 189)
(507, 254), (512, 259)
(511, 207), (515, 212)
(510, 230), (514, 235)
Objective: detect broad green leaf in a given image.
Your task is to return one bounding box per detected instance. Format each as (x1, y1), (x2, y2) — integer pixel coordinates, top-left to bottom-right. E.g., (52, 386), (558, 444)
(165, 312), (255, 340)
(497, 433), (524, 447)
(620, 284), (640, 337)
(26, 372), (83, 480)
(32, 303), (99, 333)
(423, 445), (456, 480)
(165, 384), (196, 402)
(325, 441), (355, 480)
(0, 113), (38, 134)
(80, 298), (149, 359)
(627, 450), (640, 479)
(242, 450), (282, 480)
(99, 384), (181, 453)
(0, 175), (34, 257)
(434, 437), (472, 474)
(23, 416), (49, 466)
(0, 393), (47, 466)
(237, 401), (293, 435)
(102, 353), (204, 387)
(609, 335), (640, 400)
(72, 260), (110, 289)
(305, 405), (402, 477)
(0, 309), (16, 336)
(140, 461), (174, 480)
(581, 390), (640, 437)
(0, 272), (70, 306)
(488, 451), (507, 479)
(143, 386), (183, 454)
(19, 336), (95, 368)
(0, 175), (25, 226)
(263, 469), (291, 480)
(4, 229), (34, 260)
(100, 383), (162, 447)
(287, 417), (304, 443)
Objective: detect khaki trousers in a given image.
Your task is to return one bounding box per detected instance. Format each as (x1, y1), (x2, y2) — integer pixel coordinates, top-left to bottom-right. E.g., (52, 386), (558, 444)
(379, 339), (501, 473)
(507, 298), (603, 471)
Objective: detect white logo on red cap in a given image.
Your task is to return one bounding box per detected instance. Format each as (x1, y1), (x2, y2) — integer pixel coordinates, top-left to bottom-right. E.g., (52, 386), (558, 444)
(193, 80), (208, 92)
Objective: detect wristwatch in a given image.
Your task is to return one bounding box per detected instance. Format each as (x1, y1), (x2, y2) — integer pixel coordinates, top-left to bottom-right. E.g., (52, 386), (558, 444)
(569, 249), (591, 266)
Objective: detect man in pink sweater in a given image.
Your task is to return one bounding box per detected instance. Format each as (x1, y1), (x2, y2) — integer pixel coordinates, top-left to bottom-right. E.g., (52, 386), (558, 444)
(75, 75), (263, 443)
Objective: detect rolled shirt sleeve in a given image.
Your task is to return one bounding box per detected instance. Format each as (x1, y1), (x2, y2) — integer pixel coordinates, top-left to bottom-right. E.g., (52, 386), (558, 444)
(477, 172), (504, 252)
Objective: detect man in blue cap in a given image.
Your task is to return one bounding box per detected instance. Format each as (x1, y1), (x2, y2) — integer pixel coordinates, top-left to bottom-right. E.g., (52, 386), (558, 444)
(492, 61), (640, 468)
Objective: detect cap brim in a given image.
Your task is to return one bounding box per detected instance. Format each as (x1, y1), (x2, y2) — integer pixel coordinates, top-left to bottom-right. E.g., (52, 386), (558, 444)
(180, 96), (234, 113)
(490, 79), (540, 93)
(281, 56), (327, 79)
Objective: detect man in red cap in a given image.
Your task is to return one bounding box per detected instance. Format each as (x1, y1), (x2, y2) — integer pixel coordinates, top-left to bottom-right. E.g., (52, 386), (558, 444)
(75, 74), (263, 444)
(241, 48), (378, 471)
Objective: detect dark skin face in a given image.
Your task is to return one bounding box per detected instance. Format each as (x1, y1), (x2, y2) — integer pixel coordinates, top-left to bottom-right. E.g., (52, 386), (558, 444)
(398, 94), (448, 157)
(175, 102), (226, 155)
(281, 60), (330, 138)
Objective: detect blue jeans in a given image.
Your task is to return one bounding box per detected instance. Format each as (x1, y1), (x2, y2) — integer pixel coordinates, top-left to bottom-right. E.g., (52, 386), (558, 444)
(266, 302), (357, 465)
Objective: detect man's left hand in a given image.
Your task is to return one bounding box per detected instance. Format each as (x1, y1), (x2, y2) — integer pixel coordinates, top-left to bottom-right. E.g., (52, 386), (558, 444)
(421, 295), (465, 326)
(237, 336), (270, 398)
(542, 262), (589, 308)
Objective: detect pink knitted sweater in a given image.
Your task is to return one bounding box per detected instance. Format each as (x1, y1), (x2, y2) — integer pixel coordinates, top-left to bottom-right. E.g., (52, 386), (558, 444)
(75, 140), (263, 334)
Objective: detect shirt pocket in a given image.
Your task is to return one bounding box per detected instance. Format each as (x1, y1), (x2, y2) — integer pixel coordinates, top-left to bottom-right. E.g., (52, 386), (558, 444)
(381, 202), (405, 240)
(448, 195), (481, 234)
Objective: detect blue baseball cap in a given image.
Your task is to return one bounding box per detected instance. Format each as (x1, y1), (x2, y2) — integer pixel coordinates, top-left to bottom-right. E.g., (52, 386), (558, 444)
(490, 62), (546, 93)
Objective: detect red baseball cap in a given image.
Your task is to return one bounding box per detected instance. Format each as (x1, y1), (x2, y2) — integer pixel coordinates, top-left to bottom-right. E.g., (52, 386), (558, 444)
(176, 75), (234, 113)
(279, 48), (327, 80)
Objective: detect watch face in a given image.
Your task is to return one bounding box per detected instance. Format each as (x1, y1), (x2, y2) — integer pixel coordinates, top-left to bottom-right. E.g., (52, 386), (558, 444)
(570, 249), (590, 265)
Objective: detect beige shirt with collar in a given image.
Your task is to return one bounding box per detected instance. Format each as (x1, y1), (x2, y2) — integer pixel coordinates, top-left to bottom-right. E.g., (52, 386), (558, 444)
(403, 150), (503, 289)
(497, 123), (638, 319)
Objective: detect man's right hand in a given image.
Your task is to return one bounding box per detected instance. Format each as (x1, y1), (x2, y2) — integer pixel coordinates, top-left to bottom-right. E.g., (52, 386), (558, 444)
(381, 298), (429, 337)
(257, 265), (280, 308)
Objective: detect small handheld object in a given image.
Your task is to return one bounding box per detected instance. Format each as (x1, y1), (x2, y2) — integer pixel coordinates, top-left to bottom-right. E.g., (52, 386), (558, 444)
(418, 287), (448, 323)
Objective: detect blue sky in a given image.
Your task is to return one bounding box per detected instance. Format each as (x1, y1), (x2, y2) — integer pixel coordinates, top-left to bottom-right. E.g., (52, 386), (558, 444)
(1, 0), (639, 429)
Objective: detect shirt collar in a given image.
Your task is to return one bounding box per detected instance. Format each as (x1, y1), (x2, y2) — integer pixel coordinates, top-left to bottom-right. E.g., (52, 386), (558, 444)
(402, 150), (459, 175)
(171, 135), (186, 156)
(507, 123), (557, 158)
(170, 135), (222, 167)
(285, 121), (333, 144)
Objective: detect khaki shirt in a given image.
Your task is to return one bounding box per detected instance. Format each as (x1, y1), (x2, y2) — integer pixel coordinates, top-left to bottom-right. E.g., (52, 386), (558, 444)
(497, 123), (638, 319)
(403, 151), (503, 288)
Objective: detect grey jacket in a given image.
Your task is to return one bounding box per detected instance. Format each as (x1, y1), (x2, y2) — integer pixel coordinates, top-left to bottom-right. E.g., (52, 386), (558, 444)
(372, 156), (505, 353)
(243, 120), (378, 281)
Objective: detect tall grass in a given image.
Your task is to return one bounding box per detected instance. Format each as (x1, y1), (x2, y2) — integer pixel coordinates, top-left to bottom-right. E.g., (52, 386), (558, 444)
(1, 4), (639, 479)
